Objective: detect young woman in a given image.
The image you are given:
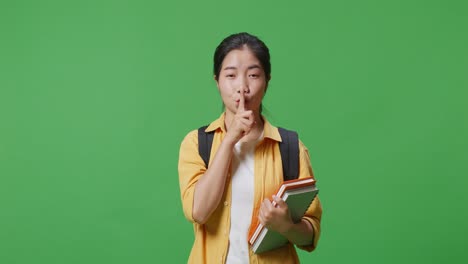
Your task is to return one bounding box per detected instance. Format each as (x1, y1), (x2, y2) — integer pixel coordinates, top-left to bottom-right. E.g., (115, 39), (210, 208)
(178, 32), (322, 264)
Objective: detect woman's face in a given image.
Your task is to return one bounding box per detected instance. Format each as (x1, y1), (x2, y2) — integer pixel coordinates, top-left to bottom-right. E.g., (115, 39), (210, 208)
(215, 46), (267, 116)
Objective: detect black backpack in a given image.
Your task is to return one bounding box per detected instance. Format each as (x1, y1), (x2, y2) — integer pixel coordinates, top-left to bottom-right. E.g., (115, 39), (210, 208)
(197, 126), (299, 181)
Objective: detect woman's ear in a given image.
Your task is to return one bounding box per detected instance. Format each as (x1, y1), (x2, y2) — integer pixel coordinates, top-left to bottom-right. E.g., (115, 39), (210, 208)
(264, 75), (270, 93)
(214, 75), (220, 90)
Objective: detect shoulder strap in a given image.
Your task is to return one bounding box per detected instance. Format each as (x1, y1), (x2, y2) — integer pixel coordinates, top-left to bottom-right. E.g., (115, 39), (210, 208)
(197, 125), (299, 181)
(198, 126), (214, 168)
(278, 127), (299, 181)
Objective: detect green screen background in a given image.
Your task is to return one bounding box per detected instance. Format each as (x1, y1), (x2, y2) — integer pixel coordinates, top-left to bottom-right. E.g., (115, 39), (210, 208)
(1, 0), (467, 263)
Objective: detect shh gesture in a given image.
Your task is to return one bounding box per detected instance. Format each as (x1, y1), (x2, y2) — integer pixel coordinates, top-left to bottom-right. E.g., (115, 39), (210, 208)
(226, 90), (255, 144)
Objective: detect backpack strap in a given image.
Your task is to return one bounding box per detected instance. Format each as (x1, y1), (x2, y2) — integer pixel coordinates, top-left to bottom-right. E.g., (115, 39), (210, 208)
(197, 125), (299, 181)
(198, 126), (214, 168)
(278, 127), (299, 181)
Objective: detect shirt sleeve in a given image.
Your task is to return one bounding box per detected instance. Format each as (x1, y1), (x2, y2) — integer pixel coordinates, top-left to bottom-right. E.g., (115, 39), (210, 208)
(296, 140), (323, 252)
(178, 130), (207, 223)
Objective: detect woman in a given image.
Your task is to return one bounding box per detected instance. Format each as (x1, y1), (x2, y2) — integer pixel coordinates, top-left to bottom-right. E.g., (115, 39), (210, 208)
(178, 32), (322, 264)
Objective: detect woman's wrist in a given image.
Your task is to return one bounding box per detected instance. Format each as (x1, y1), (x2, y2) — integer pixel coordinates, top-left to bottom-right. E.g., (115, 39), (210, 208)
(280, 219), (314, 246)
(277, 220), (294, 236)
(222, 133), (239, 147)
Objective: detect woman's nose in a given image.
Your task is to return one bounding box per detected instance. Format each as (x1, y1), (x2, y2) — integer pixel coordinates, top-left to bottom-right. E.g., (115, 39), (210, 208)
(236, 80), (249, 94)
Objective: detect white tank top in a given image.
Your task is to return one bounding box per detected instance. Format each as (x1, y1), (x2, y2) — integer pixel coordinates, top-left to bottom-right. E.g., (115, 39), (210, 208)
(226, 133), (263, 264)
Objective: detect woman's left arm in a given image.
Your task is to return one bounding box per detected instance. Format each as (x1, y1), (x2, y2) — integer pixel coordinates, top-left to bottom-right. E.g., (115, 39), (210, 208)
(258, 140), (322, 250)
(296, 141), (322, 251)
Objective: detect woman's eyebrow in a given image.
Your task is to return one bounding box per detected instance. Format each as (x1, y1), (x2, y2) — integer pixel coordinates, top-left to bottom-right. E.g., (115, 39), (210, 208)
(247, 65), (261, 70)
(223, 66), (237, 70)
(223, 65), (261, 71)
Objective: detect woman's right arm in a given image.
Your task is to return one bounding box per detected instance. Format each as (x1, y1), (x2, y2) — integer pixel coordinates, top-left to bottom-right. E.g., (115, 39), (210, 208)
(190, 136), (236, 224)
(192, 105), (255, 223)
(179, 93), (254, 224)
(178, 128), (245, 224)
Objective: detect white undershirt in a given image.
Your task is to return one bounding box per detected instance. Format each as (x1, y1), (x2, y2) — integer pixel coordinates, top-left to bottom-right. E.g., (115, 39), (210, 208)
(226, 134), (263, 264)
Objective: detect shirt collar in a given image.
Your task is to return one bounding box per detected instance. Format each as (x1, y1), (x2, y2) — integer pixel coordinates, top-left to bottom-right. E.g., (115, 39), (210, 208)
(205, 113), (226, 133)
(205, 113), (282, 142)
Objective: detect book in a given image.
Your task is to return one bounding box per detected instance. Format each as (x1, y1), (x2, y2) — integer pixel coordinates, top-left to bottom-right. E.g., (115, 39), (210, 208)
(248, 177), (319, 254)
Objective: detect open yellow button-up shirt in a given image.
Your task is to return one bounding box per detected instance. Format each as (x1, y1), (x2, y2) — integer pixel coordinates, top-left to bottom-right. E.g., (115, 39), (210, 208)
(178, 114), (322, 264)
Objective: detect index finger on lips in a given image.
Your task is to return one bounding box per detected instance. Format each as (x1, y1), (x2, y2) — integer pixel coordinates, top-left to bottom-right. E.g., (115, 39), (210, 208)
(237, 89), (246, 112)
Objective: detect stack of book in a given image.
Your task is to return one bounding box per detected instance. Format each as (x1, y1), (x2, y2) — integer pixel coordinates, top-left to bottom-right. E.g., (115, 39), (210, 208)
(248, 177), (319, 254)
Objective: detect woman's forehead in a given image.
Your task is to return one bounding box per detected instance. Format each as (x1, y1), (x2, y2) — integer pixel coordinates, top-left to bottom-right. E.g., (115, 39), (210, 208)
(222, 48), (262, 69)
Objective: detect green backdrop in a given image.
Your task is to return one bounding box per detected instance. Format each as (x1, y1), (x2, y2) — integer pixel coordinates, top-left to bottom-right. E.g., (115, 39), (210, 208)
(1, 0), (467, 263)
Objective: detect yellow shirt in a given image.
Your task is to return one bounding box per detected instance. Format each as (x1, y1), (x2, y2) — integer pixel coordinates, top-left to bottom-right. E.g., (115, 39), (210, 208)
(178, 113), (322, 264)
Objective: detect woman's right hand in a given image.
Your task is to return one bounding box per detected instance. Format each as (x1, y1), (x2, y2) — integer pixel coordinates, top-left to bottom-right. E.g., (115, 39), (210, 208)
(225, 90), (255, 144)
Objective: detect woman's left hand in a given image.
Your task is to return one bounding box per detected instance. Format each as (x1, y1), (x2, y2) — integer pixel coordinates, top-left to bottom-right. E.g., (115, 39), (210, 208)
(258, 195), (294, 235)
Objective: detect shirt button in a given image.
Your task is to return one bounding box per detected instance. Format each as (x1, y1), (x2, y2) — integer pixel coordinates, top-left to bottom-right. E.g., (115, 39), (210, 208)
(224, 201), (228, 206)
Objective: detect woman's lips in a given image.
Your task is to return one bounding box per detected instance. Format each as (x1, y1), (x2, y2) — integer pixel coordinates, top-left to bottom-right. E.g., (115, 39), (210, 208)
(234, 98), (248, 107)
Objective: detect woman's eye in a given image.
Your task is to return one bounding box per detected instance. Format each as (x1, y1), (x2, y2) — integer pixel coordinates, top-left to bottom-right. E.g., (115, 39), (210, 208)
(226, 74), (235, 78)
(249, 74), (259, 78)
